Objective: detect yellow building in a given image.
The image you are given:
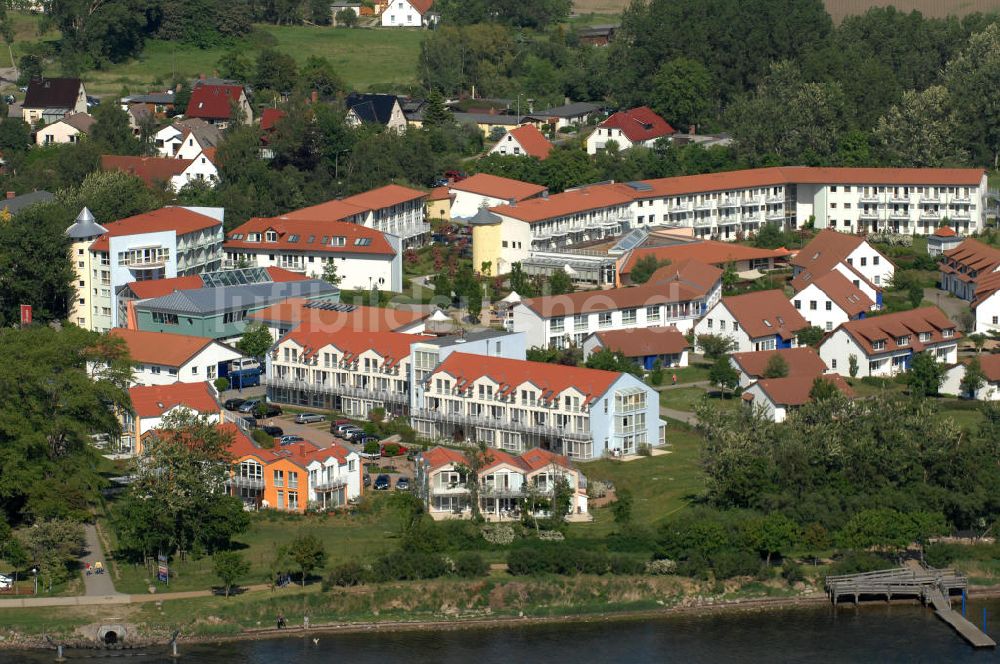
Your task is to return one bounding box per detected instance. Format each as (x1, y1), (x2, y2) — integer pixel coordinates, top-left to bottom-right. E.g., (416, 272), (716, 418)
(469, 207), (503, 275)
(66, 207), (108, 330)
(426, 186), (452, 221)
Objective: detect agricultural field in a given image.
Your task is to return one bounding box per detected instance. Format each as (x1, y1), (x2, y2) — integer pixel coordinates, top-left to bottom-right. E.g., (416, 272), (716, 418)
(570, 0), (1000, 22)
(2, 16), (425, 96)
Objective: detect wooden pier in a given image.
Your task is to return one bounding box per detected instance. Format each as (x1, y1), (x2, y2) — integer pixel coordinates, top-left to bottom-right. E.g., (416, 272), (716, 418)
(826, 566), (996, 649)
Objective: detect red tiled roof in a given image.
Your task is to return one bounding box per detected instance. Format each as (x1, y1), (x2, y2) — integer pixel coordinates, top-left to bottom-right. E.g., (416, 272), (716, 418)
(129, 381), (220, 418)
(260, 108), (286, 131)
(519, 447), (573, 471)
(109, 328), (227, 367)
(421, 446), (469, 470)
(89, 207), (221, 252)
(790, 229), (867, 272)
(432, 352), (621, 406)
(186, 84), (244, 120)
(979, 354), (1000, 383)
(934, 226), (958, 237)
(753, 374), (854, 407)
(800, 270), (874, 317)
(408, 0), (433, 13)
(225, 218), (396, 257)
(100, 155), (192, 187)
(280, 327), (428, 368)
(452, 173), (548, 202)
(428, 186), (452, 201)
(126, 275), (205, 299)
(248, 298), (428, 332)
(599, 106), (675, 143)
(265, 266), (310, 282)
(522, 279), (708, 318)
(491, 183), (634, 223)
(944, 239), (1000, 274)
(621, 241), (790, 277)
(648, 259), (722, 293)
(730, 347), (827, 380)
(506, 124), (553, 159)
(422, 445), (574, 472)
(829, 306), (960, 356)
(972, 271), (1000, 307)
(592, 326), (689, 357)
(718, 290), (809, 341)
(481, 449), (530, 473)
(341, 184), (428, 209)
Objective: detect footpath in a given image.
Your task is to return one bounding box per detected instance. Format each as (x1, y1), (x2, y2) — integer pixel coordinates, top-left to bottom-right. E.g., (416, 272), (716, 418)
(656, 380), (710, 426)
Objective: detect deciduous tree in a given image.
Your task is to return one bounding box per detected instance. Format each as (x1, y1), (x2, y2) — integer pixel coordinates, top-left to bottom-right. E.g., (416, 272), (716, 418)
(874, 86), (968, 167)
(236, 323), (273, 358)
(907, 351), (944, 397)
(764, 354), (789, 379)
(213, 551), (250, 597)
(650, 57), (715, 131)
(708, 356), (739, 398)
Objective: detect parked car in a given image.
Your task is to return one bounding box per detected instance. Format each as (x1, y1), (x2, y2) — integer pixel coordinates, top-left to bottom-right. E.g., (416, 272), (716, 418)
(332, 422), (358, 435)
(363, 474), (371, 488)
(278, 435), (304, 446)
(259, 425), (283, 437)
(0, 574), (11, 589)
(262, 404), (283, 417)
(237, 399), (261, 413)
(224, 398), (246, 411)
(294, 412), (326, 424)
(360, 434), (382, 446)
(395, 476), (410, 491)
(373, 474), (391, 491)
(345, 429), (368, 443)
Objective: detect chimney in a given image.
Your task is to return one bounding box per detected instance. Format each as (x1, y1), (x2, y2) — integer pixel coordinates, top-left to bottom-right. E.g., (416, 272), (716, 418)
(689, 124), (696, 135)
(311, 90), (318, 104)
(6, 191), (14, 200)
(299, 444), (306, 457)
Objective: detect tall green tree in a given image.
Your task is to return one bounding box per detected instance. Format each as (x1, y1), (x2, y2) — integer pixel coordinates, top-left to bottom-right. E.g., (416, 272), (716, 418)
(235, 323), (273, 358)
(907, 352), (945, 397)
(585, 348), (642, 377)
(960, 357), (986, 398)
(90, 102), (141, 155)
(213, 550), (250, 597)
(18, 519), (85, 590)
(697, 334), (735, 360)
(945, 23), (1000, 167)
(58, 170), (162, 224)
(0, 326), (131, 523)
(649, 57), (715, 131)
(287, 532), (327, 586)
(709, 356), (739, 398)
(547, 269), (572, 295)
(629, 255), (665, 285)
(254, 48), (299, 93)
(874, 86), (968, 167)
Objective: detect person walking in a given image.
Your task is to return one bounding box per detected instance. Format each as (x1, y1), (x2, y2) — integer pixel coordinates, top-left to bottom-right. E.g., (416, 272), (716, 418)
(671, 373), (678, 385)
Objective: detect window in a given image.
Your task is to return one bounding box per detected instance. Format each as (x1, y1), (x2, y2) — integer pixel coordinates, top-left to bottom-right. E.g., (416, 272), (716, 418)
(830, 203), (837, 209)
(872, 339), (885, 350)
(550, 318), (565, 333)
(943, 328), (954, 338)
(896, 336), (909, 347)
(874, 276), (880, 285)
(720, 320), (727, 331)
(707, 319), (713, 329)
(826, 322), (832, 331)
(622, 308), (637, 325)
(152, 312), (179, 325)
(810, 301), (817, 310)
(873, 256), (880, 265)
(825, 301), (832, 311)
(598, 312), (612, 328)
(860, 257), (867, 266)
(830, 186), (837, 192)
(574, 315), (587, 330)
(793, 300), (801, 310)
(832, 359), (837, 369)
(273, 469), (284, 487)
(646, 306), (660, 322)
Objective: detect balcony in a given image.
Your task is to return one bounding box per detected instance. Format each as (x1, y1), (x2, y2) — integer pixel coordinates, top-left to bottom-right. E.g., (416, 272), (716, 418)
(952, 210), (972, 219)
(889, 195), (910, 204)
(953, 196), (972, 204)
(228, 476), (264, 490)
(766, 195), (784, 204)
(670, 203), (692, 213)
(693, 217), (713, 227)
(410, 407), (592, 442)
(765, 211), (784, 221)
(694, 201), (714, 211)
(920, 210), (940, 220)
(742, 196), (763, 207)
(313, 476), (347, 492)
(277, 263), (306, 273)
(719, 197), (740, 208)
(859, 210), (879, 220)
(859, 194), (879, 203)
(266, 377), (409, 405)
(920, 195), (939, 204)
(889, 209), (910, 219)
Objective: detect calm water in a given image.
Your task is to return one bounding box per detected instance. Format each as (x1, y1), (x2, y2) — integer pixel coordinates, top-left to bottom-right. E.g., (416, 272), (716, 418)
(5, 600), (1000, 663)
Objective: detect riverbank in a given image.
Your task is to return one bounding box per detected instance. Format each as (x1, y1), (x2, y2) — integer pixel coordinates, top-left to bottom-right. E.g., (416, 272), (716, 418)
(6, 580), (1000, 652)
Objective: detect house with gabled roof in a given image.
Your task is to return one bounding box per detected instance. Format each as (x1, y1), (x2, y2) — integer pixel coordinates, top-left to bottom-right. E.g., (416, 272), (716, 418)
(586, 106), (675, 155)
(186, 84), (251, 127)
(728, 347), (828, 388)
(35, 112), (95, 146)
(154, 118), (222, 159)
(108, 328), (243, 386)
(345, 93), (407, 132)
(101, 152), (219, 192)
(22, 77), (87, 125)
(742, 374), (854, 422)
(381, 0), (435, 27)
(791, 270), (875, 333)
(818, 306), (960, 377)
(413, 352), (665, 459)
(449, 173), (547, 220)
(121, 381), (221, 454)
(416, 445), (589, 521)
(489, 124), (554, 160)
(582, 326), (689, 369)
(790, 229), (893, 304)
(941, 354), (1000, 401)
(693, 290), (809, 353)
(940, 238), (1000, 302)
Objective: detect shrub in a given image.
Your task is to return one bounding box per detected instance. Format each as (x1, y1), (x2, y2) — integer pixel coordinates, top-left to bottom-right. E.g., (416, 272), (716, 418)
(828, 551), (893, 576)
(369, 552), (449, 582)
(252, 429), (274, 448)
(711, 550), (761, 579)
(328, 562), (366, 587)
(214, 377), (230, 392)
(453, 552), (488, 578)
(482, 524), (516, 545)
(507, 548), (550, 575)
(363, 440), (380, 455)
(645, 558), (677, 575)
(782, 562), (804, 586)
(383, 443), (401, 457)
(610, 555), (647, 575)
(637, 442), (653, 457)
(923, 542), (959, 568)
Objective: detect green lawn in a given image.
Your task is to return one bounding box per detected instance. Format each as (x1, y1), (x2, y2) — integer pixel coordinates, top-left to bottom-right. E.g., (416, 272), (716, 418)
(108, 496), (405, 594)
(660, 385), (740, 413)
(580, 428), (704, 535)
(7, 17), (425, 95)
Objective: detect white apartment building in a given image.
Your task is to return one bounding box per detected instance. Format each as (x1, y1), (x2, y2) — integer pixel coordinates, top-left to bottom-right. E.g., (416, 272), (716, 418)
(791, 271), (875, 333)
(940, 239), (1000, 302)
(449, 173), (548, 220)
(416, 446), (589, 522)
(272, 184), (429, 249)
(512, 260), (721, 348)
(108, 329), (242, 386)
(818, 307), (960, 378)
(67, 206), (224, 331)
(694, 290), (809, 353)
(224, 218), (403, 292)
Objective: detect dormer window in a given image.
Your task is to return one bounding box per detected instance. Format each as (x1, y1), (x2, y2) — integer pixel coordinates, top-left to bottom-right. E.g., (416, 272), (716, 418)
(919, 332), (931, 342)
(896, 335), (909, 347)
(872, 339), (886, 350)
(943, 328), (954, 338)
(247, 232), (261, 242)
(265, 230), (277, 242)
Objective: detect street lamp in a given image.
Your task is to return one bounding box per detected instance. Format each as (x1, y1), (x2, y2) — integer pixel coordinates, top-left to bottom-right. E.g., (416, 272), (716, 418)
(31, 567), (38, 595)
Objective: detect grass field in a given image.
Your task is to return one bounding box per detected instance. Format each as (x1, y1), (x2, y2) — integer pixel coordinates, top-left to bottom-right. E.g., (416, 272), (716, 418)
(570, 0), (1000, 21)
(4, 16), (425, 95)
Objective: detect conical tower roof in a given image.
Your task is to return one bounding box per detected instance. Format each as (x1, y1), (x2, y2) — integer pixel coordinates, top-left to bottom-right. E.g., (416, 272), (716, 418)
(66, 207), (108, 239)
(468, 206), (502, 226)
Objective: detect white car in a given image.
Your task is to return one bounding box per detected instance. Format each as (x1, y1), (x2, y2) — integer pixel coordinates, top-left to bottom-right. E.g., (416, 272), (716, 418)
(0, 574), (12, 589)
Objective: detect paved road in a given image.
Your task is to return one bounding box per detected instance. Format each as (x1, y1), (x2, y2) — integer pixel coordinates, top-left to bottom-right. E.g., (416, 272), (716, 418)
(660, 406), (698, 425)
(81, 523), (122, 598)
(925, 287), (970, 323)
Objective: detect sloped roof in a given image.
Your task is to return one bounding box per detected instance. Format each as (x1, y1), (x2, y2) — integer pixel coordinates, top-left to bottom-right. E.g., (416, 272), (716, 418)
(451, 173), (547, 202)
(536, 102), (601, 118)
(225, 218), (396, 257)
(65, 207), (108, 239)
(171, 118), (222, 147)
(790, 229), (873, 275)
(432, 352), (621, 406)
(101, 155), (193, 187)
(137, 280), (336, 316)
(23, 78), (82, 109)
(648, 259), (722, 293)
(621, 241), (790, 276)
(491, 183), (634, 224)
(505, 125), (553, 159)
(422, 445), (574, 472)
(719, 290), (809, 341)
(129, 382), (220, 418)
(828, 306), (960, 356)
(260, 108), (286, 131)
(345, 93), (400, 125)
(281, 327), (427, 368)
(109, 328), (234, 367)
(248, 299), (428, 332)
(980, 354), (1000, 383)
(59, 112), (96, 133)
(186, 84), (244, 120)
(753, 374), (854, 407)
(730, 347), (827, 380)
(944, 239), (1000, 274)
(127, 275), (206, 300)
(421, 446), (469, 470)
(591, 326), (689, 357)
(519, 447), (573, 472)
(408, 0), (433, 13)
(340, 184), (427, 210)
(89, 207), (221, 251)
(934, 226), (958, 238)
(972, 271), (1000, 307)
(800, 270), (874, 317)
(522, 279), (708, 318)
(2, 190), (54, 216)
(598, 106), (675, 143)
(428, 186), (452, 201)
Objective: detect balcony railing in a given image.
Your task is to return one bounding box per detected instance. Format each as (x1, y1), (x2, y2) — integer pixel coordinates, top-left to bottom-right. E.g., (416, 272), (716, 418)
(228, 476), (264, 490)
(889, 195), (910, 204)
(670, 203), (692, 213)
(410, 407), (592, 441)
(266, 377), (409, 404)
(766, 195), (784, 204)
(765, 211), (784, 221)
(920, 196), (939, 204)
(313, 476), (347, 492)
(719, 197), (740, 208)
(693, 217), (713, 227)
(859, 194), (879, 203)
(694, 201), (714, 211)
(889, 210), (910, 219)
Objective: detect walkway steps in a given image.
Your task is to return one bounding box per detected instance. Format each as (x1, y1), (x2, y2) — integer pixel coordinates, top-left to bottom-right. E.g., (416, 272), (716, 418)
(925, 588), (997, 649)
